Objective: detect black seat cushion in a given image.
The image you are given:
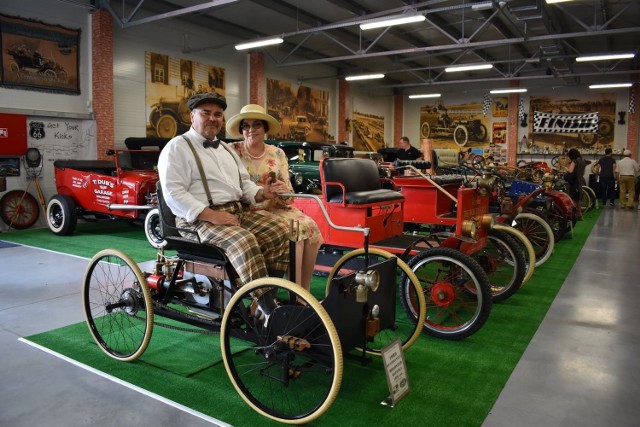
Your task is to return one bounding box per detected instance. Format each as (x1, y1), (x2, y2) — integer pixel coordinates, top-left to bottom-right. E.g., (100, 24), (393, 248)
(323, 158), (404, 205)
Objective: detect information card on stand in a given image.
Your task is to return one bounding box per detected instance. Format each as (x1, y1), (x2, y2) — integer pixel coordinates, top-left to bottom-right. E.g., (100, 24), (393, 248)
(381, 338), (410, 407)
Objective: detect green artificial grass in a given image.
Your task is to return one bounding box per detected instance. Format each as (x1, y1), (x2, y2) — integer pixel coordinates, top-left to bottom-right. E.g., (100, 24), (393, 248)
(20, 209), (601, 427)
(0, 221), (161, 262)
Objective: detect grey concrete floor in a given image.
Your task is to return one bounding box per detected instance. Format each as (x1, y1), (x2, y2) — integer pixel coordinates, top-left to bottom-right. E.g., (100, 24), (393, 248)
(0, 206), (638, 426)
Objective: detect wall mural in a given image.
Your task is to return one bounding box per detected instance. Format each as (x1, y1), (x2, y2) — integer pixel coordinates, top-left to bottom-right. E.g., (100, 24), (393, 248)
(419, 101), (490, 149)
(351, 111), (384, 151)
(527, 94), (615, 155)
(266, 78), (330, 143)
(145, 51), (225, 138)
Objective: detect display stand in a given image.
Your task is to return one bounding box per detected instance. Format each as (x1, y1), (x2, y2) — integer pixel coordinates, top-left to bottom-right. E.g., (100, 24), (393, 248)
(380, 339), (410, 408)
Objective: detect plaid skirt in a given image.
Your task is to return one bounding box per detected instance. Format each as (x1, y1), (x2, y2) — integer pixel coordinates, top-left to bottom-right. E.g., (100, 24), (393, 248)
(176, 201), (290, 285)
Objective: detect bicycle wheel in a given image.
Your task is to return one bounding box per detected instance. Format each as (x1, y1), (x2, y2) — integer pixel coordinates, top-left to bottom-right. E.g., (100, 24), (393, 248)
(583, 186), (597, 210)
(83, 249), (153, 362)
(580, 187), (594, 212)
(546, 203), (569, 241)
(473, 229), (526, 303)
(513, 212), (555, 267)
(0, 190), (40, 229)
(221, 278), (342, 425)
(405, 247), (492, 340)
(325, 248), (426, 354)
(493, 224), (536, 285)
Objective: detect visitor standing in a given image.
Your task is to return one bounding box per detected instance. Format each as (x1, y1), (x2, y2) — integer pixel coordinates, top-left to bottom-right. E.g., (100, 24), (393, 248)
(616, 150), (640, 209)
(594, 148), (618, 207)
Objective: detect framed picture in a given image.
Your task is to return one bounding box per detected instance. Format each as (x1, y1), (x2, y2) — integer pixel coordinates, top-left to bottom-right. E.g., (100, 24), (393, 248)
(0, 157), (20, 177)
(493, 97), (508, 117)
(0, 14), (80, 94)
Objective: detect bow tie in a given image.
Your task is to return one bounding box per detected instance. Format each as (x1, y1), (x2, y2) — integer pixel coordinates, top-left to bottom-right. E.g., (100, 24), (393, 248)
(203, 139), (219, 149)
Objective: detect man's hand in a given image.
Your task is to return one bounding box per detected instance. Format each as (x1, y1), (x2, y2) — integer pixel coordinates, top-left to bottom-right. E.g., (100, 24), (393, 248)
(198, 207), (240, 226)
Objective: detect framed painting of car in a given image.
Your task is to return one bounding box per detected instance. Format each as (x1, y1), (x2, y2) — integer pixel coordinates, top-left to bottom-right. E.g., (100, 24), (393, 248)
(0, 14), (80, 94)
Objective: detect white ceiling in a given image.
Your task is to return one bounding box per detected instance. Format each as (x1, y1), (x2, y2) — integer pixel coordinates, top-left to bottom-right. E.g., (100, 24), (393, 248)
(94, 0), (640, 95)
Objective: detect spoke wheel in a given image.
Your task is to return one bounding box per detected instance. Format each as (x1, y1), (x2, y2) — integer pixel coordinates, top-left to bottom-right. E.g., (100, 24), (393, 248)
(473, 230), (526, 303)
(513, 212), (555, 267)
(83, 249), (153, 361)
(0, 190), (40, 229)
(325, 248), (426, 354)
(406, 247), (492, 340)
(546, 203), (569, 241)
(221, 278), (341, 425)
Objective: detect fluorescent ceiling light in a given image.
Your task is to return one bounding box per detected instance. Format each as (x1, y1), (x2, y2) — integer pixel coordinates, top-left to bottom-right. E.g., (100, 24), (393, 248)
(589, 83), (632, 89)
(545, 0), (574, 4)
(576, 53), (635, 62)
(360, 15), (425, 30)
(235, 37), (283, 50)
(490, 88), (527, 94)
(472, 2), (494, 11)
(409, 93), (441, 99)
(345, 73), (385, 81)
(445, 64), (493, 73)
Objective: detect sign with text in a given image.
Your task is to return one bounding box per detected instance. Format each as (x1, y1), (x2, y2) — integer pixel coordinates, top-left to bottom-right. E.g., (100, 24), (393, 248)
(381, 339), (410, 407)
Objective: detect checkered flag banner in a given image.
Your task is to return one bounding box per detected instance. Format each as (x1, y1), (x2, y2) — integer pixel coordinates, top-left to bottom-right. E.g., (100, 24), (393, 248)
(629, 86), (636, 115)
(482, 93), (491, 117)
(518, 97), (525, 121)
(533, 111), (599, 134)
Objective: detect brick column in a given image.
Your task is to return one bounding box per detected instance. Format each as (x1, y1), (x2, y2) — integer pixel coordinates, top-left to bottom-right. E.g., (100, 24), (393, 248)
(249, 52), (265, 106)
(627, 79), (639, 158)
(91, 9), (114, 160)
(393, 95), (403, 148)
(338, 78), (350, 143)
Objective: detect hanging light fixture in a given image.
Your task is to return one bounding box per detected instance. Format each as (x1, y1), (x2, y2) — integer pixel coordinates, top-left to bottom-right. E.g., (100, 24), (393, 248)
(235, 37), (284, 51)
(445, 64), (493, 73)
(576, 53), (635, 62)
(409, 93), (441, 99)
(589, 83), (632, 89)
(490, 88), (527, 94)
(345, 73), (385, 81)
(360, 15), (425, 30)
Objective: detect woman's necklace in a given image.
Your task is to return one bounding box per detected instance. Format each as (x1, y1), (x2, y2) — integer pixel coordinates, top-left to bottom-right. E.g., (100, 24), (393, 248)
(244, 142), (267, 160)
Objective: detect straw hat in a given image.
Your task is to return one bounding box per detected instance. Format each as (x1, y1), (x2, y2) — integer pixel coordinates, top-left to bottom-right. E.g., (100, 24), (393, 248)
(225, 104), (281, 138)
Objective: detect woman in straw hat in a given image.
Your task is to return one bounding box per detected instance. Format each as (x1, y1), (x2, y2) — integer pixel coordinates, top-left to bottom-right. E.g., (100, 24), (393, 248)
(226, 104), (323, 291)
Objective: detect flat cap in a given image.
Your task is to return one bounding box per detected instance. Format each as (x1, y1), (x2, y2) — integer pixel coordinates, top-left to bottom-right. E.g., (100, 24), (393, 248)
(187, 92), (227, 111)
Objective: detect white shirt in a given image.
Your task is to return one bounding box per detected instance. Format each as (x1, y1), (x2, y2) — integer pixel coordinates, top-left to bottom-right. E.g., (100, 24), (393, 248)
(157, 128), (261, 222)
(617, 156), (639, 177)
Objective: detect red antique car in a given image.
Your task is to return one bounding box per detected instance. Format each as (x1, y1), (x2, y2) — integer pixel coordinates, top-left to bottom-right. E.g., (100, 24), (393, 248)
(46, 138), (167, 246)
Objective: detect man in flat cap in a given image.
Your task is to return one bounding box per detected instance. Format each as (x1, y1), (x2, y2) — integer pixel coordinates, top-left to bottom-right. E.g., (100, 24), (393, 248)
(157, 92), (291, 285)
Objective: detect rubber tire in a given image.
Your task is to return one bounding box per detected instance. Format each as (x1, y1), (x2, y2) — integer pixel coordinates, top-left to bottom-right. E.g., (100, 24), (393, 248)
(0, 190), (40, 229)
(83, 249), (153, 362)
(513, 212), (555, 267)
(325, 248), (426, 354)
(474, 229), (527, 303)
(221, 278), (342, 425)
(405, 247), (493, 340)
(143, 208), (166, 248)
(46, 195), (78, 235)
(493, 224), (536, 286)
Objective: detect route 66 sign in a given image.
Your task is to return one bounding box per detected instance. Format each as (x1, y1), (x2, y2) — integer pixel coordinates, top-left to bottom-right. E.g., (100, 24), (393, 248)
(29, 121), (45, 139)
